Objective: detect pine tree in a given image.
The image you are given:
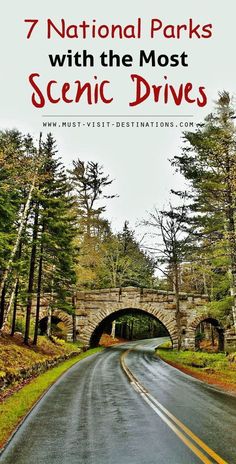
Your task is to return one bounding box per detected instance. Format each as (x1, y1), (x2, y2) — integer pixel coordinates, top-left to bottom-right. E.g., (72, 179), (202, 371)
(30, 134), (77, 343)
(70, 159), (116, 289)
(0, 131), (38, 329)
(99, 221), (155, 288)
(69, 159), (116, 237)
(172, 92), (236, 329)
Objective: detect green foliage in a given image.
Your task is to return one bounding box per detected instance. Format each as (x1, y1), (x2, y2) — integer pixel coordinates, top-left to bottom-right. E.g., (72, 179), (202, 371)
(0, 131), (79, 341)
(195, 332), (205, 342)
(97, 222), (155, 289)
(38, 134), (77, 308)
(157, 349), (230, 371)
(69, 158), (115, 236)
(1, 97), (236, 345)
(170, 92), (236, 326)
(0, 130), (155, 345)
(207, 296), (233, 323)
(0, 130), (37, 271)
(114, 312), (168, 340)
(158, 340), (172, 349)
(69, 159), (155, 290)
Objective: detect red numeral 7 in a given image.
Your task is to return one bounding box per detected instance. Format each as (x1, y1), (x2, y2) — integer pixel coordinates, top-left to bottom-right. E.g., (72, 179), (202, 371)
(24, 19), (39, 39)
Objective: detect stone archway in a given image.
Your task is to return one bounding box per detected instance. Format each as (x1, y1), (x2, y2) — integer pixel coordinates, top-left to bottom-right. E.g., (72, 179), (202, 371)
(86, 305), (178, 349)
(39, 309), (73, 339)
(89, 307), (172, 347)
(190, 315), (224, 352)
(75, 287), (209, 349)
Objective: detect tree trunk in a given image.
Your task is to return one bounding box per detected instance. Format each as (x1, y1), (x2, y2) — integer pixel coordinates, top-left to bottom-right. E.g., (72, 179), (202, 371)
(111, 320), (116, 339)
(116, 323), (121, 338)
(120, 323), (124, 338)
(202, 270), (208, 295)
(225, 156), (236, 332)
(33, 227), (44, 345)
(47, 267), (55, 338)
(229, 267), (236, 332)
(72, 293), (77, 343)
(173, 262), (181, 350)
(72, 313), (77, 343)
(130, 320), (134, 340)
(11, 279), (19, 336)
(0, 174), (37, 328)
(47, 306), (52, 338)
(123, 322), (127, 339)
(218, 329), (224, 352)
(211, 326), (215, 347)
(10, 241), (23, 336)
(0, 284), (6, 329)
(1, 279), (18, 331)
(24, 202), (39, 345)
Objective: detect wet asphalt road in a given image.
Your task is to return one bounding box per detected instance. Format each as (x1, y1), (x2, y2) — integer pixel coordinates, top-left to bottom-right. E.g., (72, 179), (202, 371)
(0, 338), (236, 464)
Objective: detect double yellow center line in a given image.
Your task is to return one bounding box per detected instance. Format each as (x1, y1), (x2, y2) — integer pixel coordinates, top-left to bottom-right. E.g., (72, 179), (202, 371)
(120, 348), (228, 464)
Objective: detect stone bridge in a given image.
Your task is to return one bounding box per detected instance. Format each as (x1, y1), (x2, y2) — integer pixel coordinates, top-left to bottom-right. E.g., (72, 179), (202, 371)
(33, 287), (226, 350)
(75, 287), (216, 350)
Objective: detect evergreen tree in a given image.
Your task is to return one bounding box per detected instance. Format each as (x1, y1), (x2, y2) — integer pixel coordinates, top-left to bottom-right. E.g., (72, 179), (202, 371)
(0, 131), (38, 329)
(69, 159), (116, 289)
(99, 221), (155, 288)
(69, 159), (116, 237)
(31, 134), (77, 344)
(172, 92), (236, 329)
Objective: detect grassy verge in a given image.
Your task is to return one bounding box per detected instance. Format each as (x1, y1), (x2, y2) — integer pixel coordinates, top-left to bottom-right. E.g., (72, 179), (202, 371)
(156, 346), (236, 394)
(0, 347), (102, 449)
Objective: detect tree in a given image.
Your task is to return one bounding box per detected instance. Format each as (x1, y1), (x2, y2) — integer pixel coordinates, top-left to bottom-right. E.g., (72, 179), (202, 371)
(70, 159), (116, 289)
(0, 131), (39, 330)
(114, 312), (168, 340)
(143, 205), (190, 349)
(24, 198), (40, 344)
(100, 221), (155, 288)
(31, 134), (77, 344)
(0, 134), (79, 343)
(172, 91), (236, 329)
(69, 159), (116, 237)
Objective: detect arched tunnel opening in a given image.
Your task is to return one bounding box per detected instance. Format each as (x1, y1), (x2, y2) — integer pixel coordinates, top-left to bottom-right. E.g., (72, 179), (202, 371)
(90, 308), (171, 348)
(195, 317), (224, 352)
(39, 316), (68, 340)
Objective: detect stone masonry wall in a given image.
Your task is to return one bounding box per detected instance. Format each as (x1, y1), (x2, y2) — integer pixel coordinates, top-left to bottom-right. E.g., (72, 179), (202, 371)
(75, 287), (209, 349)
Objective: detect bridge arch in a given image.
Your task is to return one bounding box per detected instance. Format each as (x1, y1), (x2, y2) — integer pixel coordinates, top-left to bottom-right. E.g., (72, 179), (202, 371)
(39, 309), (73, 339)
(76, 287), (210, 349)
(88, 305), (178, 348)
(190, 315), (224, 351)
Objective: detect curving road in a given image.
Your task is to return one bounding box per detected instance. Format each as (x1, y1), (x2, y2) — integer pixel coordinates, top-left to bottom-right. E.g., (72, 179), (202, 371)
(0, 338), (236, 464)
